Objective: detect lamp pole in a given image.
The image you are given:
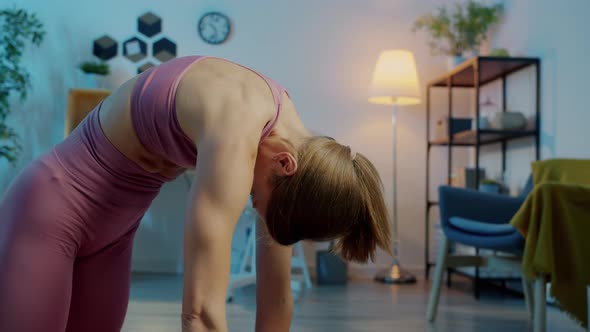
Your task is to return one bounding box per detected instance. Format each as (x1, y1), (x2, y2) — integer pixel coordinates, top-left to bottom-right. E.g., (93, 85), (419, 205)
(368, 49), (420, 283)
(374, 104), (416, 284)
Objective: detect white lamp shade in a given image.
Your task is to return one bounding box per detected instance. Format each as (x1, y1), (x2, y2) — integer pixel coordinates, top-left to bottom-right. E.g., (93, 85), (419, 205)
(368, 50), (421, 105)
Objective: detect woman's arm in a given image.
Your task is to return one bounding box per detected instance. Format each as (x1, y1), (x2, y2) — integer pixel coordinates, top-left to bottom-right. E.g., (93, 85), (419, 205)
(178, 57), (278, 331)
(182, 128), (258, 331)
(255, 216), (294, 332)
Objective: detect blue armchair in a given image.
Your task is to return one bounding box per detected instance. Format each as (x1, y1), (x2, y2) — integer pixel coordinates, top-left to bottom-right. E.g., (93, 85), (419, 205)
(426, 177), (533, 322)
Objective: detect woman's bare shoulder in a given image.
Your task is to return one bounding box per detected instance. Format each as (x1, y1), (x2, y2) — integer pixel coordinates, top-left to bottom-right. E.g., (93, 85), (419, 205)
(175, 59), (277, 144)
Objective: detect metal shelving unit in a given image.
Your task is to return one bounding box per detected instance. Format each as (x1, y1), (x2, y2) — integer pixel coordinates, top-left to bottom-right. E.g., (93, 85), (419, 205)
(424, 56), (541, 293)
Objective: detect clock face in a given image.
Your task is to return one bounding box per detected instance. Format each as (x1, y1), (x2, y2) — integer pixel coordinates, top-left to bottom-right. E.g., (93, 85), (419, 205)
(198, 12), (231, 45)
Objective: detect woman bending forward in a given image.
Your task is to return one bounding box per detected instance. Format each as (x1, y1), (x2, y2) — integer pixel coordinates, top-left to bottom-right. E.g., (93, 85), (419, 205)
(0, 56), (391, 332)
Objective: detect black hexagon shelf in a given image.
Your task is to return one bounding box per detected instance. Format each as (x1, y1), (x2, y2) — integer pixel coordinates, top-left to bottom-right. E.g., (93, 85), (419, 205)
(153, 37), (177, 62)
(138, 12), (162, 38)
(123, 37), (147, 63)
(93, 35), (117, 61)
(137, 62), (156, 74)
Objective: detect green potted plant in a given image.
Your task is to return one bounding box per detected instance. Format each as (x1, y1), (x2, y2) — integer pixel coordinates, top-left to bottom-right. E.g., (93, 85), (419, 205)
(79, 60), (110, 88)
(412, 0), (503, 69)
(0, 7), (45, 164)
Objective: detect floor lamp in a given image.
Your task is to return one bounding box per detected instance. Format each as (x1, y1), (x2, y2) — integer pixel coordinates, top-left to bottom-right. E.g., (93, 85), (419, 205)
(368, 50), (420, 284)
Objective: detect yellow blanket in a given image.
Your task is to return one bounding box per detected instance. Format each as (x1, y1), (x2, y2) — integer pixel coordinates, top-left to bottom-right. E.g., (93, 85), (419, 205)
(511, 159), (590, 328)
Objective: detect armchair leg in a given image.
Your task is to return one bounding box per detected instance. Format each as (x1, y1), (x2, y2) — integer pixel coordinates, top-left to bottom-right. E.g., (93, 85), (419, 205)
(533, 276), (546, 332)
(427, 236), (450, 322)
(521, 277), (533, 320)
(474, 248), (480, 300)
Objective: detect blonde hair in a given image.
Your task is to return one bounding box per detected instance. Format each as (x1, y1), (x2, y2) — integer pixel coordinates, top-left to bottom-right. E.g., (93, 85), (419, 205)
(265, 136), (392, 262)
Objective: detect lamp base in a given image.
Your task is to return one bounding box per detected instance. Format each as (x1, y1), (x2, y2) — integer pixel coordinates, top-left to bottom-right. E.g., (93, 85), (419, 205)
(374, 261), (417, 284)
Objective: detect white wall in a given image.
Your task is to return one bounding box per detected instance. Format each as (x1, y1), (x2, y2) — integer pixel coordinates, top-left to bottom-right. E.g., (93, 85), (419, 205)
(2, 0), (589, 276)
(492, 0), (590, 159)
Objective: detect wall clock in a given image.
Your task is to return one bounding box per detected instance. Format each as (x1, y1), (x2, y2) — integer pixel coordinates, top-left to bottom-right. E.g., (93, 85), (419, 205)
(198, 11), (231, 45)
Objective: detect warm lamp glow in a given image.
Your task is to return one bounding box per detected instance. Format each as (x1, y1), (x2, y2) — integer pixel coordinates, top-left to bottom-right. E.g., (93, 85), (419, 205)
(368, 50), (421, 105)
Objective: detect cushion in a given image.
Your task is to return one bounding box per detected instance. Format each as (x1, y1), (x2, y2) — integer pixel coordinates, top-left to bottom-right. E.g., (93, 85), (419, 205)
(449, 216), (515, 236)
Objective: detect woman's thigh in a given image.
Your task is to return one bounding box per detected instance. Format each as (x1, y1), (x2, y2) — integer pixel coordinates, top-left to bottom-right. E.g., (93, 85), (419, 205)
(65, 225), (138, 332)
(0, 165), (77, 331)
(0, 235), (74, 331)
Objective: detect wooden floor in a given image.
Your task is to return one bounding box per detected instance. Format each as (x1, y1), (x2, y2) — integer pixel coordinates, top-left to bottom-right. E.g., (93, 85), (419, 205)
(122, 274), (583, 332)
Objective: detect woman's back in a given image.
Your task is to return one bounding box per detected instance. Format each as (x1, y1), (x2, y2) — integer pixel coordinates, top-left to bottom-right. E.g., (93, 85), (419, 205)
(97, 56), (285, 179)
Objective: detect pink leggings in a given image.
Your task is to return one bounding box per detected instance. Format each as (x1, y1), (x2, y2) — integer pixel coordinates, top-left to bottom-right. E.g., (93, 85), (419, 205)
(0, 107), (164, 331)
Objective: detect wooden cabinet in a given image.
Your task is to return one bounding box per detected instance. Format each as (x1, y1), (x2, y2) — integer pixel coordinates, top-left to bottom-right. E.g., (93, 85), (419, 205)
(65, 88), (111, 137)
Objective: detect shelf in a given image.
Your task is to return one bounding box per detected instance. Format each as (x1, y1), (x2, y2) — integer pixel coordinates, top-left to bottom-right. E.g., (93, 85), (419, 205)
(451, 268), (521, 281)
(429, 129), (537, 146)
(426, 263), (522, 281)
(428, 56), (539, 88)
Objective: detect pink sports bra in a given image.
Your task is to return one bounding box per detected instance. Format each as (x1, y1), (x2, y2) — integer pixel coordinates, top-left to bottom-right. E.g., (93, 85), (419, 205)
(129, 55), (286, 175)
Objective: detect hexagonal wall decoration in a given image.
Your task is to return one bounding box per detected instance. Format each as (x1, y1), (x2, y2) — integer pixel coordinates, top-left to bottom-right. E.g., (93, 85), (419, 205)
(138, 12), (162, 38)
(93, 35), (118, 61)
(153, 37), (177, 62)
(123, 37), (147, 63)
(137, 62), (156, 74)
(90, 11), (177, 67)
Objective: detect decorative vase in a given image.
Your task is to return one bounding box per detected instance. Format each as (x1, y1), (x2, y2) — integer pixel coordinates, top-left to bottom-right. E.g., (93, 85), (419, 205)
(80, 73), (98, 89)
(315, 240), (348, 285)
(490, 111), (527, 130)
(447, 55), (465, 70)
(479, 183), (500, 194)
(316, 249), (347, 285)
(478, 97), (498, 130)
(80, 72), (108, 89)
(478, 116), (490, 129)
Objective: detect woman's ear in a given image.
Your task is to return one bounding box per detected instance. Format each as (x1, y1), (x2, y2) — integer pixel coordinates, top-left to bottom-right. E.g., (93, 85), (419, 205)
(272, 152), (298, 176)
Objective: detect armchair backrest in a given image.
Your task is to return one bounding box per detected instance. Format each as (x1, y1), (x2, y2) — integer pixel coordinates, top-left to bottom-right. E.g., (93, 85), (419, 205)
(520, 175), (534, 198)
